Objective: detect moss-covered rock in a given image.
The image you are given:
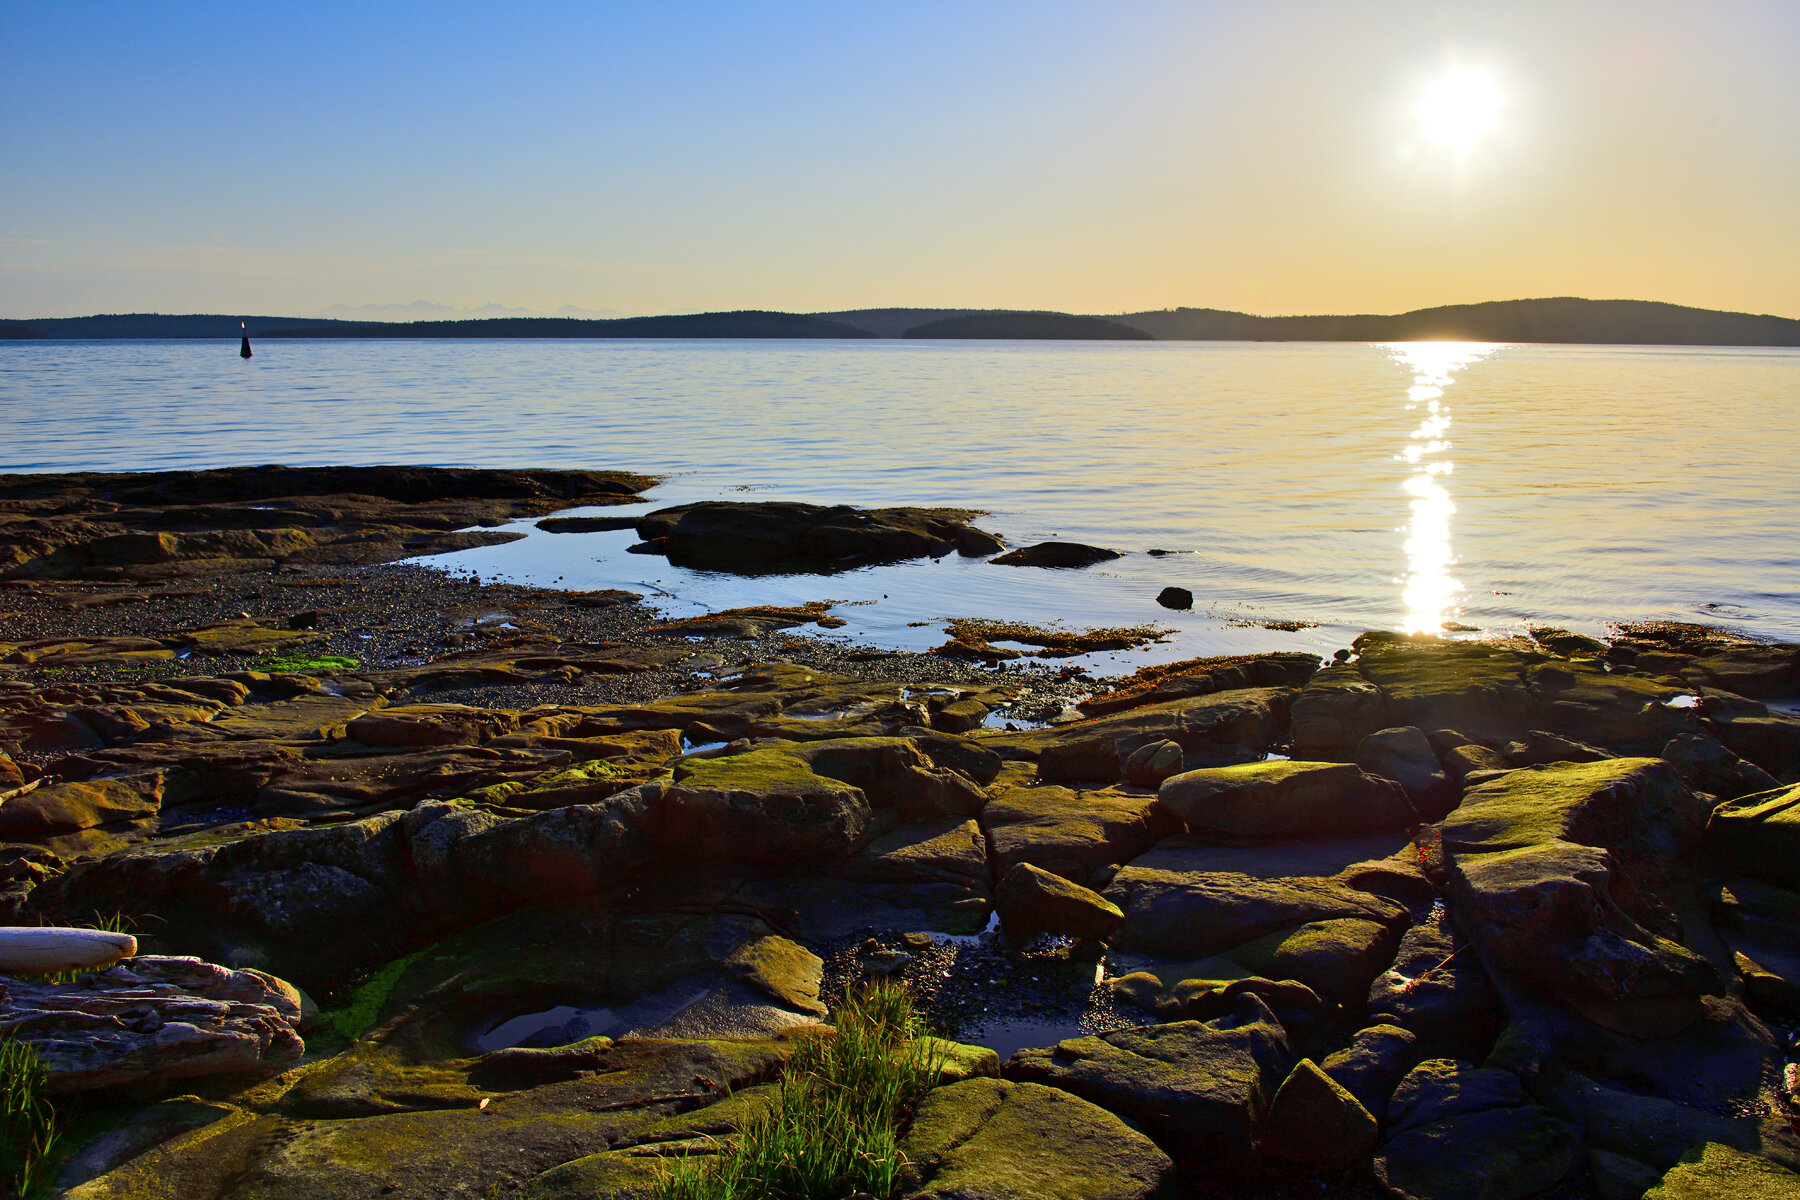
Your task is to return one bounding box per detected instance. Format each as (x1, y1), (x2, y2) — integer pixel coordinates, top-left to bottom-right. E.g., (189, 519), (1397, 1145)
(1261, 1058), (1379, 1170)
(1375, 1059), (1579, 1200)
(1104, 857), (1407, 960)
(1707, 783), (1800, 890)
(899, 1077), (1174, 1198)
(1158, 760), (1418, 839)
(1646, 1142), (1800, 1198)
(657, 748), (871, 864)
(1003, 994), (1295, 1172)
(994, 861), (1124, 942)
(1228, 917), (1401, 1006)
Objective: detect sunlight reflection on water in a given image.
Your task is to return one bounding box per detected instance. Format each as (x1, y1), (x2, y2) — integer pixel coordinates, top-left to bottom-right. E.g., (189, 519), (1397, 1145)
(1387, 342), (1499, 635)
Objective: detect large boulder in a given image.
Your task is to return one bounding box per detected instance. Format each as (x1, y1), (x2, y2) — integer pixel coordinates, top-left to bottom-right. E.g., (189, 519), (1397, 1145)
(1004, 994), (1296, 1171)
(1536, 1071), (1769, 1176)
(0, 773), (164, 837)
(1709, 703), (1800, 778)
(1005, 688), (1294, 783)
(1366, 911), (1503, 1061)
(1290, 666), (1389, 761)
(1450, 840), (1717, 1036)
(983, 776), (1166, 883)
(1229, 917), (1401, 1006)
(1357, 726), (1455, 819)
(1105, 860), (1406, 960)
(1356, 642), (1541, 747)
(1527, 661), (1703, 752)
(29, 812), (419, 990)
(1662, 732), (1779, 801)
(791, 736), (987, 819)
(993, 862), (1124, 943)
(1158, 760), (1418, 839)
(1104, 840), (1410, 960)
(1441, 759), (1722, 1037)
(1707, 784), (1800, 890)
(1374, 1059), (1579, 1200)
(448, 790), (654, 911)
(655, 750), (872, 864)
(1319, 1024), (1422, 1120)
(632, 501), (1001, 573)
(1260, 1058), (1379, 1170)
(898, 1077), (1174, 1199)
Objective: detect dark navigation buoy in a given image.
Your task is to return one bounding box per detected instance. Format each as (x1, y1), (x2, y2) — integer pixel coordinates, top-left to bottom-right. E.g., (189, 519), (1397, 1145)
(240, 321), (252, 359)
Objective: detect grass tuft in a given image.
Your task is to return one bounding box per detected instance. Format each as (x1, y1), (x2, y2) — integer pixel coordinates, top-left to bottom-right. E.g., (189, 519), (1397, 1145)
(0, 1034), (58, 1198)
(653, 981), (938, 1200)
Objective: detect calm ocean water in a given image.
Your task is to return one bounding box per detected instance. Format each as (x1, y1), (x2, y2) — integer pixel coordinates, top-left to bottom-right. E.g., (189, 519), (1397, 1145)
(3, 337), (1796, 668)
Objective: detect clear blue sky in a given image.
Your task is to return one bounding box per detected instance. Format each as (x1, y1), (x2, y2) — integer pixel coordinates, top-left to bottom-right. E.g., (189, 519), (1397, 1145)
(4, 0), (1797, 318)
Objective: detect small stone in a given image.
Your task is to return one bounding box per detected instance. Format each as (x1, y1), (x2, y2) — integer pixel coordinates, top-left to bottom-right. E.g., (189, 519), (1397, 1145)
(1124, 739), (1185, 788)
(1156, 587), (1193, 610)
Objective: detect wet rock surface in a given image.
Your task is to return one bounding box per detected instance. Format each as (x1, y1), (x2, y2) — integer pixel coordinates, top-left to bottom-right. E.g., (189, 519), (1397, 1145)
(4, 468), (1800, 1198)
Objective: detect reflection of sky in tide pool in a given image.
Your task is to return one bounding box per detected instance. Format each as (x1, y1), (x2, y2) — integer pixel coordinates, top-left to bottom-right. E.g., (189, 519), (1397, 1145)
(7, 337), (1800, 665)
(411, 479), (1344, 675)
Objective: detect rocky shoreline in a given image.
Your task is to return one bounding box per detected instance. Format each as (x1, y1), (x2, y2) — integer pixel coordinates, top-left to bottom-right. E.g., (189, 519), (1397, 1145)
(2, 465), (1799, 1198)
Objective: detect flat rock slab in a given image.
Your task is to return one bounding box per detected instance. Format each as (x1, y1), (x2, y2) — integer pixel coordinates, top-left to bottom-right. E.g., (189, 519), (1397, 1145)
(983, 774), (1165, 882)
(900, 1077), (1174, 1199)
(1105, 857), (1407, 959)
(4, 954), (304, 1094)
(1158, 759), (1418, 838)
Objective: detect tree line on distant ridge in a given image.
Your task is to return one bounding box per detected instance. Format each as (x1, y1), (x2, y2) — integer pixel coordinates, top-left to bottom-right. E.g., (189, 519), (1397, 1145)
(3, 297), (1797, 346)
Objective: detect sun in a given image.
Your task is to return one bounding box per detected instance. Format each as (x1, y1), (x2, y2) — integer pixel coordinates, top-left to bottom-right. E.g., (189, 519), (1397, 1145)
(1416, 67), (1503, 154)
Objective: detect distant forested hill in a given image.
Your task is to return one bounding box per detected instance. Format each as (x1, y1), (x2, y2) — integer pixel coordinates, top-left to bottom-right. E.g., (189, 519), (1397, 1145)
(812, 308), (977, 337)
(1111, 298), (1800, 346)
(903, 312), (1152, 340)
(261, 311), (874, 339)
(6, 298), (1795, 346)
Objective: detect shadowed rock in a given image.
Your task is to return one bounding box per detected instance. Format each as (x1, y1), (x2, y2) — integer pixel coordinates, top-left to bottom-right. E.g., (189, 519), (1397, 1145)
(631, 501), (1002, 573)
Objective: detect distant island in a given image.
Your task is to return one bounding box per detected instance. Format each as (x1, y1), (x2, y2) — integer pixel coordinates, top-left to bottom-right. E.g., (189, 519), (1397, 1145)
(3, 297), (1798, 347)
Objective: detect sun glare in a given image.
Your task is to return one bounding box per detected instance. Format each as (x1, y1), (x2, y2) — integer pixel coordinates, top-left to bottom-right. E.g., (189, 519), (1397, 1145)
(1417, 67), (1503, 154)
